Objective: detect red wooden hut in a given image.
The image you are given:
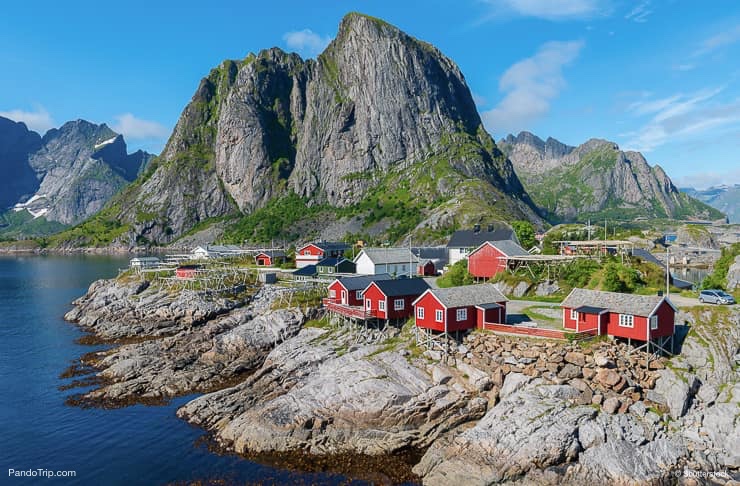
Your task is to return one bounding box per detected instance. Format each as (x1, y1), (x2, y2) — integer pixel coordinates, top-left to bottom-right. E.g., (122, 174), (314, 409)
(176, 264), (202, 278)
(362, 279), (430, 321)
(295, 241), (350, 268)
(413, 283), (508, 334)
(254, 250), (286, 266)
(417, 259), (436, 276)
(467, 240), (528, 279)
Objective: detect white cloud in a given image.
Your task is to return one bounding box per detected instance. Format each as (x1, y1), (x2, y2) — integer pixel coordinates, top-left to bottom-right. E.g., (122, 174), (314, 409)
(623, 88), (740, 152)
(282, 29), (331, 57)
(481, 40), (584, 135)
(693, 24), (740, 58)
(675, 168), (740, 190)
(472, 92), (488, 107)
(0, 106), (55, 133)
(624, 1), (652, 23)
(481, 0), (610, 21)
(111, 113), (168, 140)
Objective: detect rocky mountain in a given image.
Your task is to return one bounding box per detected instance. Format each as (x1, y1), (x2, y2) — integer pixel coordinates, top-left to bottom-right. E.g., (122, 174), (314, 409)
(499, 132), (724, 223)
(0, 117), (153, 237)
(56, 12), (541, 247)
(681, 184), (740, 223)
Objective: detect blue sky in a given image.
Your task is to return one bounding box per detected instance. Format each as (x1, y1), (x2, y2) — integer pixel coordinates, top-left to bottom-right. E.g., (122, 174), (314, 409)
(1, 0), (738, 188)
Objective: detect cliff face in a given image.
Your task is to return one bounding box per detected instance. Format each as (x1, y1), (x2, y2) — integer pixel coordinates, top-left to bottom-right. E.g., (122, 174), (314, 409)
(499, 132), (724, 222)
(0, 117), (152, 237)
(72, 13), (540, 246)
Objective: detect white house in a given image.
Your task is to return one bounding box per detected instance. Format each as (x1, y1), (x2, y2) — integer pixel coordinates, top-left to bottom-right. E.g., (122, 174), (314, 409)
(129, 256), (161, 269)
(191, 245), (242, 259)
(353, 248), (420, 277)
(446, 224), (518, 265)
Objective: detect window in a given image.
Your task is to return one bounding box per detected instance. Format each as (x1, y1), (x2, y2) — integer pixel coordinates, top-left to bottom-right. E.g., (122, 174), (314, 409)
(329, 290), (336, 299)
(379, 300), (386, 311)
(650, 315), (658, 330)
(435, 309), (444, 322)
(456, 308), (467, 321)
(356, 291), (363, 300)
(303, 250), (310, 255)
(460, 248), (468, 255)
(328, 268), (334, 273)
(417, 307), (425, 319)
(619, 314), (634, 328)
(365, 299), (371, 310)
(570, 309), (578, 320)
(394, 299), (405, 310)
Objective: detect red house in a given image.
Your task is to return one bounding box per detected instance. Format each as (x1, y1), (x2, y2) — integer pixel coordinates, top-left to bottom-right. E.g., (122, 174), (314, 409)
(295, 241), (350, 268)
(362, 279), (430, 321)
(468, 240), (528, 279)
(412, 283), (508, 335)
(326, 274), (392, 306)
(176, 264), (202, 278)
(254, 250), (286, 267)
(418, 259), (436, 276)
(561, 288), (676, 353)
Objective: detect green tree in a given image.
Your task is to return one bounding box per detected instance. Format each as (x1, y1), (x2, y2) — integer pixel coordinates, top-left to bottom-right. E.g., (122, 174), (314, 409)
(602, 262), (643, 292)
(511, 220), (536, 249)
(701, 242), (740, 290)
(437, 259), (474, 288)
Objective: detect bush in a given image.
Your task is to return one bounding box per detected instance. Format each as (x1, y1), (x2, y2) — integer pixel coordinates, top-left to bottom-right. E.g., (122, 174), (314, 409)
(511, 220), (536, 249)
(437, 259), (474, 288)
(602, 262), (643, 292)
(701, 243), (740, 290)
(560, 259), (601, 288)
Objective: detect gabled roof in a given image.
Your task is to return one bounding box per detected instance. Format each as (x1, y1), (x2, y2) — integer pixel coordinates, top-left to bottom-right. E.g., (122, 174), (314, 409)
(333, 274), (392, 291)
(298, 241), (350, 252)
(470, 239), (529, 258)
(317, 257), (351, 268)
(446, 225), (517, 248)
(355, 248), (420, 265)
(415, 283), (507, 308)
(561, 288), (677, 317)
(412, 247), (449, 265)
(292, 265), (317, 276)
(366, 278), (430, 297)
(257, 250), (286, 258)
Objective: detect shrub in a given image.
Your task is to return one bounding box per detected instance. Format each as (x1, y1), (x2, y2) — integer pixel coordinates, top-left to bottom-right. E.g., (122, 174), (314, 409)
(437, 259), (474, 288)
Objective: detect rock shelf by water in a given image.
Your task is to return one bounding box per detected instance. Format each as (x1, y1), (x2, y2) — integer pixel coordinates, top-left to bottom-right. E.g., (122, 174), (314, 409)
(65, 277), (740, 484)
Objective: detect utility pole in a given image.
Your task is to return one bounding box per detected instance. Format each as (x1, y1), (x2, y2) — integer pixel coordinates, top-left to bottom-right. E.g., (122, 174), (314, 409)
(604, 219), (607, 241)
(587, 219), (591, 240)
(666, 247), (670, 296)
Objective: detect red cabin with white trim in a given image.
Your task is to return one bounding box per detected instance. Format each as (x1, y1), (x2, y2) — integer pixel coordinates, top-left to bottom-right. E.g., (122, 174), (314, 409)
(468, 240), (529, 279)
(362, 279), (430, 320)
(254, 250), (286, 267)
(413, 283), (508, 333)
(295, 241), (349, 268)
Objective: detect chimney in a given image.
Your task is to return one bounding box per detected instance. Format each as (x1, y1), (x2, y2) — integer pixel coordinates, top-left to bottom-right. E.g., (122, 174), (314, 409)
(473, 224), (481, 234)
(487, 224), (494, 233)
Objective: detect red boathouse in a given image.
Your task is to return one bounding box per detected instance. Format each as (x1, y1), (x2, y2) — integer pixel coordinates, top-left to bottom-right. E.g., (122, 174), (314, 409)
(468, 240), (529, 279)
(362, 279), (430, 321)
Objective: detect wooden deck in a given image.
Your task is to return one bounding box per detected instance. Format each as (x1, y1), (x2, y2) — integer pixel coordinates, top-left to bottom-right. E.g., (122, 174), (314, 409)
(480, 322), (596, 341)
(324, 301), (372, 319)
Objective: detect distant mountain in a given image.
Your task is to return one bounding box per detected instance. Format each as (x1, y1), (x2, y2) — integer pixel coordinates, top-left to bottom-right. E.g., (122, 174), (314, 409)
(0, 117), (153, 238)
(681, 184), (740, 223)
(499, 131), (725, 223)
(53, 12), (541, 248)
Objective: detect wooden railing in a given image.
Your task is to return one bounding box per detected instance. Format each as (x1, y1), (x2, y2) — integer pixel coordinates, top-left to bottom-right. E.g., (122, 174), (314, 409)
(480, 322), (596, 341)
(324, 301), (371, 319)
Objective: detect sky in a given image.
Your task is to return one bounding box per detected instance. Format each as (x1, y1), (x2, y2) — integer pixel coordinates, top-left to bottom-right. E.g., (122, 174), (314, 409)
(1, 0), (738, 188)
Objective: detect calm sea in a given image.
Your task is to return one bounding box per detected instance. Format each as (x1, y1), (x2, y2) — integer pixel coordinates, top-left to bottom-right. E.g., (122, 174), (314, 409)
(0, 255), (361, 485)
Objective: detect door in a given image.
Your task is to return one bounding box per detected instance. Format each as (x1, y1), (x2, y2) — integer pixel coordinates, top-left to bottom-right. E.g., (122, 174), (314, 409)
(341, 290), (347, 305)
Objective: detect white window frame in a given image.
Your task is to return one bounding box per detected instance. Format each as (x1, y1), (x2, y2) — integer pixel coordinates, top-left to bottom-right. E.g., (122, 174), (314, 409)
(329, 289), (336, 299)
(303, 250), (310, 255)
(435, 309), (444, 322)
(394, 299), (405, 310)
(355, 290), (363, 300)
(417, 307), (425, 319)
(365, 299), (371, 310)
(379, 300), (386, 311)
(570, 309), (578, 320)
(650, 315), (658, 330)
(456, 308), (467, 322)
(619, 314), (634, 328)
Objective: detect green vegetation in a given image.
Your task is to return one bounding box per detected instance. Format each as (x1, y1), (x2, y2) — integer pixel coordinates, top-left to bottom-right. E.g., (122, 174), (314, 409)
(560, 258), (601, 288)
(0, 210), (67, 239)
(511, 220), (536, 249)
(601, 262), (643, 292)
(48, 203), (130, 247)
(702, 242), (740, 290)
(437, 259), (474, 288)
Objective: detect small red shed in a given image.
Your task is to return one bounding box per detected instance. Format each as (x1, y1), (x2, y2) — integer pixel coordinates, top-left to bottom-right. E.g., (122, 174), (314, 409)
(176, 264), (202, 278)
(362, 279), (430, 321)
(254, 250), (286, 267)
(413, 283), (508, 334)
(561, 288), (676, 352)
(468, 240), (529, 279)
(417, 260), (436, 276)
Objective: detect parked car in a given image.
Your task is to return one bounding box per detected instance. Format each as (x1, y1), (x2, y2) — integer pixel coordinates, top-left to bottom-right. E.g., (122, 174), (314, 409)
(699, 289), (736, 305)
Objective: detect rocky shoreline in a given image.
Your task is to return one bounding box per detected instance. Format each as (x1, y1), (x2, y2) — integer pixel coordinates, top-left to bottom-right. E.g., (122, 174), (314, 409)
(63, 276), (740, 484)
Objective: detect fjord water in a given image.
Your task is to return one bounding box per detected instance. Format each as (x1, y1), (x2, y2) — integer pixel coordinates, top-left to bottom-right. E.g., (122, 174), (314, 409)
(0, 255), (350, 485)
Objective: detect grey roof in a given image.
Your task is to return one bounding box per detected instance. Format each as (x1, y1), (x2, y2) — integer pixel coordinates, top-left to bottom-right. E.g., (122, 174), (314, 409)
(446, 225), (517, 248)
(476, 302), (503, 309)
(561, 288), (670, 316)
(336, 274), (392, 291)
(317, 257), (352, 268)
(484, 240), (529, 257)
(292, 265), (317, 276)
(426, 283), (507, 308)
(412, 247), (449, 265)
(357, 248), (420, 265)
(575, 305), (608, 314)
(370, 278), (430, 297)
(301, 241), (349, 252)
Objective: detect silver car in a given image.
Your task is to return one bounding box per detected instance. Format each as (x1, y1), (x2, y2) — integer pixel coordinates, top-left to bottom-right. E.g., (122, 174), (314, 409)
(699, 289), (736, 305)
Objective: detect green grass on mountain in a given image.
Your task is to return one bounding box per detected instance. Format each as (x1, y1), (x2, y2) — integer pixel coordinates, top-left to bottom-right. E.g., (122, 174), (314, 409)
(0, 210), (67, 240)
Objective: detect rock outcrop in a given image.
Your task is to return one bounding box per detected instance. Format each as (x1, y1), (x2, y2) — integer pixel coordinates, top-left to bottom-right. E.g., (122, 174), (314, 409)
(499, 131), (724, 222)
(61, 13), (541, 247)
